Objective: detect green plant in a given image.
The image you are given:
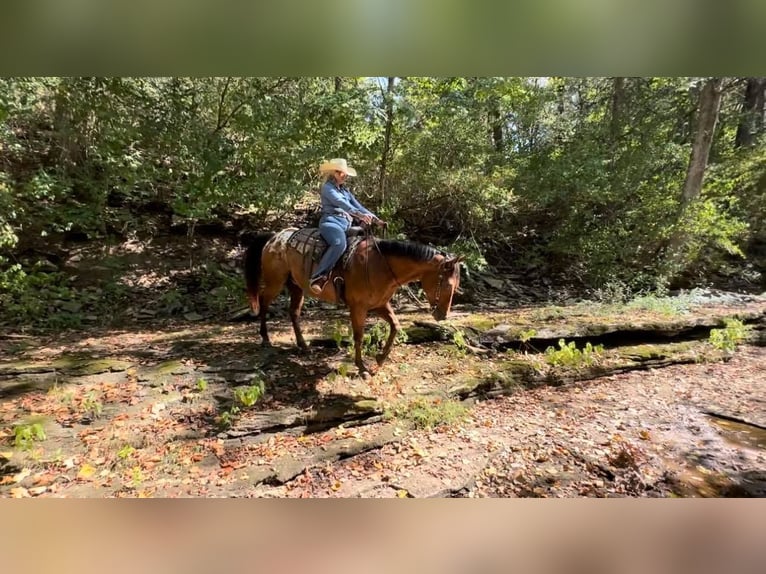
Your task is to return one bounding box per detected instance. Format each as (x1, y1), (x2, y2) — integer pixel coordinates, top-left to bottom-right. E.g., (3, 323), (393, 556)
(130, 466), (143, 488)
(709, 318), (750, 352)
(117, 445), (135, 460)
(195, 378), (208, 392)
(81, 390), (103, 418)
(518, 329), (537, 342)
(337, 362), (351, 377)
(544, 339), (604, 368)
(625, 291), (698, 315)
(451, 328), (468, 355)
(234, 382), (264, 408)
(13, 422), (46, 449)
(215, 406), (240, 430)
(350, 321), (409, 357)
(386, 397), (469, 429)
(328, 320), (351, 349)
(359, 321), (388, 355)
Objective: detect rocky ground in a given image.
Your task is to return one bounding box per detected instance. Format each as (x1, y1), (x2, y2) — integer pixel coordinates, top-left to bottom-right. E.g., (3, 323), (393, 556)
(1, 288), (764, 498)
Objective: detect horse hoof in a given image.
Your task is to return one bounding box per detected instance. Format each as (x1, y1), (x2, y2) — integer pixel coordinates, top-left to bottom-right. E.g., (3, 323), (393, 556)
(261, 340), (272, 348)
(375, 353), (388, 366)
(358, 363), (378, 376)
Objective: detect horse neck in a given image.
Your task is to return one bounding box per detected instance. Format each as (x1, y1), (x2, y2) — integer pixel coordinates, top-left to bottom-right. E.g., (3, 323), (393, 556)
(383, 254), (440, 285)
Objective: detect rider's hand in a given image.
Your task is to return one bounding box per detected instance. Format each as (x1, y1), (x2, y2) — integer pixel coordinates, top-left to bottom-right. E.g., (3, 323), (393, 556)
(358, 214), (373, 225)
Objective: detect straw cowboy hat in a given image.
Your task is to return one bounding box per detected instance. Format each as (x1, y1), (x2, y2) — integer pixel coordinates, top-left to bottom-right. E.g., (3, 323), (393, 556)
(318, 158), (357, 177)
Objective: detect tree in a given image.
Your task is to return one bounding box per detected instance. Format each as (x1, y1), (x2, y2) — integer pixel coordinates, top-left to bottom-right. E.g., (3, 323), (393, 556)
(734, 77), (766, 148)
(680, 78), (724, 208)
(377, 77), (396, 207)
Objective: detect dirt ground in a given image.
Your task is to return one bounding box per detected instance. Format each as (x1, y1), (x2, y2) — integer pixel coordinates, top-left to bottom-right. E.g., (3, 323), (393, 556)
(262, 345), (766, 498)
(2, 291), (764, 498)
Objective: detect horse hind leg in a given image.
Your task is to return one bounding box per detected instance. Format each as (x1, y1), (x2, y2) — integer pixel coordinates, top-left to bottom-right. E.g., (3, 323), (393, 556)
(286, 278), (308, 350)
(258, 273), (288, 347)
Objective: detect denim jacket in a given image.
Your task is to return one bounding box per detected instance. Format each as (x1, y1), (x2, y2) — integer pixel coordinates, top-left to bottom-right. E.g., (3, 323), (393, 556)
(319, 180), (376, 229)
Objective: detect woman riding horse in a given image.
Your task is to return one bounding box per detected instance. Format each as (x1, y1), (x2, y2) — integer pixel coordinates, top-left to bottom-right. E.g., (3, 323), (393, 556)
(309, 158), (386, 295)
(244, 160), (462, 373)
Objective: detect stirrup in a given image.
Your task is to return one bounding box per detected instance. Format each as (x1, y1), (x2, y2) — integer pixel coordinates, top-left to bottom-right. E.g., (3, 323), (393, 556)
(310, 276), (327, 294)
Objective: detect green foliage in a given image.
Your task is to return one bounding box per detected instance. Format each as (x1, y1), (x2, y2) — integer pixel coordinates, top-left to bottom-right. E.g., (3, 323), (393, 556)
(234, 382), (265, 408)
(446, 237), (488, 274)
(625, 291), (698, 315)
(195, 378), (208, 392)
(451, 328), (469, 355)
(215, 407), (239, 430)
(363, 321), (406, 355)
(2, 75), (766, 321)
(13, 422), (46, 450)
(544, 339), (604, 368)
(518, 329), (537, 342)
(117, 445), (135, 460)
(81, 391), (104, 419)
(708, 319), (751, 352)
(386, 397), (469, 429)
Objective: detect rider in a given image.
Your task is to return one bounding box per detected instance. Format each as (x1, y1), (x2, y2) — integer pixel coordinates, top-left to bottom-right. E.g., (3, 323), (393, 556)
(309, 158), (385, 294)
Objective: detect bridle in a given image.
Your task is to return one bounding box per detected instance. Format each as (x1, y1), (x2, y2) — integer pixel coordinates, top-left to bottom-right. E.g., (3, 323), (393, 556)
(430, 263), (449, 313)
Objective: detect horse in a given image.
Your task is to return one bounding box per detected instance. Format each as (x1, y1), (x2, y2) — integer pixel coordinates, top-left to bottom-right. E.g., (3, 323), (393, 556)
(243, 228), (463, 374)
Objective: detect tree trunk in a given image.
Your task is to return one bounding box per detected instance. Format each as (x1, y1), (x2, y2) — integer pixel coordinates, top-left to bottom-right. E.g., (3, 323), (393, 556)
(334, 77), (342, 93)
(609, 77), (626, 141)
(489, 101), (504, 152)
(377, 77), (395, 208)
(680, 77), (723, 208)
(734, 77), (766, 148)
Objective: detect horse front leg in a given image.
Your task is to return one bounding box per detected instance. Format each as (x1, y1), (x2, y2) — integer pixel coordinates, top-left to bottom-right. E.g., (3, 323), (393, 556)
(349, 305), (374, 374)
(374, 303), (400, 366)
(286, 280), (308, 350)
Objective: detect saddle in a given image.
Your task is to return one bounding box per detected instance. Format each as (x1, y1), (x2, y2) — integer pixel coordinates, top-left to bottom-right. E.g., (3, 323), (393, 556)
(286, 227), (367, 303)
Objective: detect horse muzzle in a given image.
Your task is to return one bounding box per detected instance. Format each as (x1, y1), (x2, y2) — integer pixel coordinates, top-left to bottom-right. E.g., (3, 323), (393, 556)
(431, 308), (447, 321)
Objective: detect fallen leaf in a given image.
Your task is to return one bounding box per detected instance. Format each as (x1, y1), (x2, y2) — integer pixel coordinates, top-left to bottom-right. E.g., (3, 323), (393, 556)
(11, 487), (30, 498)
(12, 468), (31, 483)
(78, 463), (97, 480)
(397, 489), (409, 498)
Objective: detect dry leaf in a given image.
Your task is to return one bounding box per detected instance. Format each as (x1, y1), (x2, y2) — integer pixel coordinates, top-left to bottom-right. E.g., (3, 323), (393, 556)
(12, 468), (31, 483)
(10, 487), (31, 498)
(77, 463), (97, 480)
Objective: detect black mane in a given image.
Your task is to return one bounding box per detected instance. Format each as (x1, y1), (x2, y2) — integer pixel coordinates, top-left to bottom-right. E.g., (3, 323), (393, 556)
(375, 240), (440, 262)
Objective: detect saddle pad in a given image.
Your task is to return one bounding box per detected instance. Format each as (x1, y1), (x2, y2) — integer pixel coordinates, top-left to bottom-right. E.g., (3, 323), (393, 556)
(286, 228), (325, 262)
(286, 227), (367, 263)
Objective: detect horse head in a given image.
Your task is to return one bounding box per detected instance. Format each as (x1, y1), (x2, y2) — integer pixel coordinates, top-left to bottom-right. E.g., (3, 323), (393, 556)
(421, 254), (463, 321)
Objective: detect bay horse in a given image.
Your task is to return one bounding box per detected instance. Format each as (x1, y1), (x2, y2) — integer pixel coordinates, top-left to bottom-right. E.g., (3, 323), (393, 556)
(244, 228), (462, 373)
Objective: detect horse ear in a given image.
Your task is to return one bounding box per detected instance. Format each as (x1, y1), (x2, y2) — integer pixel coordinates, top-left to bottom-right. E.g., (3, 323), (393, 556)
(445, 255), (464, 269)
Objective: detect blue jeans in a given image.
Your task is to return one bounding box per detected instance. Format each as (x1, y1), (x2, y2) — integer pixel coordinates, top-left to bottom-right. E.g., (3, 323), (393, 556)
(311, 219), (347, 281)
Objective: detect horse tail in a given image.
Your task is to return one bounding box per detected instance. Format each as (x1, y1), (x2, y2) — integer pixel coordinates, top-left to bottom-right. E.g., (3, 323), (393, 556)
(243, 232), (275, 316)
